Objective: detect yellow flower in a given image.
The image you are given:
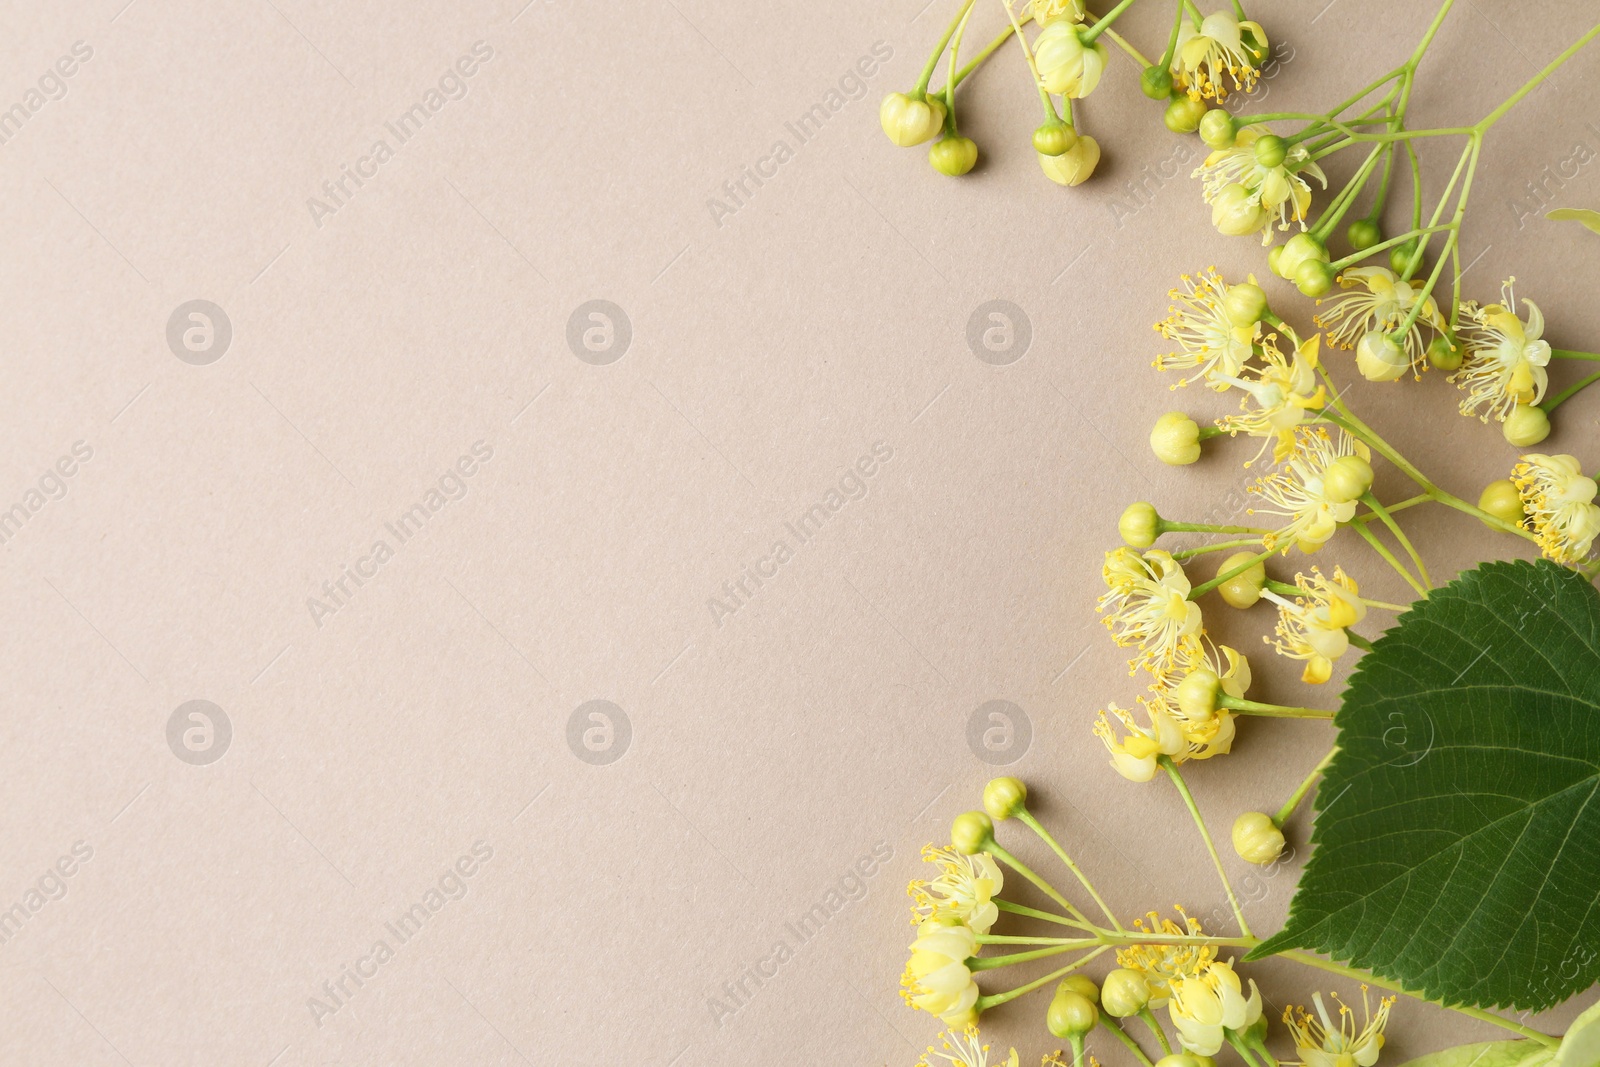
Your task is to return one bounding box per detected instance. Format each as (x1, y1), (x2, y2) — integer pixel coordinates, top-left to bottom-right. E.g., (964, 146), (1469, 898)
(1115, 908), (1215, 1007)
(1262, 567), (1367, 684)
(1154, 268), (1261, 388)
(1030, 0), (1086, 24)
(1168, 959), (1263, 1056)
(1098, 548), (1204, 671)
(1452, 279), (1553, 422)
(1215, 333), (1327, 462)
(1284, 989), (1394, 1067)
(918, 1025), (1019, 1067)
(1314, 267), (1447, 377)
(902, 918), (981, 1026)
(1093, 701), (1186, 782)
(909, 846), (1005, 935)
(1172, 11), (1268, 101)
(1248, 428), (1369, 552)
(1512, 453), (1600, 565)
(1146, 638), (1251, 759)
(1194, 126), (1326, 243)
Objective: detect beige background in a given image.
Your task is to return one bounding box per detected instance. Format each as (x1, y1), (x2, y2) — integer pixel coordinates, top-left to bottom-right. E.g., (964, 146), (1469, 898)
(2, 0), (1598, 1063)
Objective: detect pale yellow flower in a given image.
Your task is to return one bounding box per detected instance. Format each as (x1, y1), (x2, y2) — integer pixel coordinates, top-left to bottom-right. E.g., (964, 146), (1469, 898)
(1154, 268), (1261, 388)
(1030, 0), (1085, 24)
(1099, 548), (1204, 670)
(902, 918), (980, 1026)
(1145, 638), (1250, 760)
(1452, 279), (1553, 421)
(909, 846), (1005, 935)
(1094, 700), (1186, 782)
(1116, 908), (1215, 1007)
(1284, 989), (1394, 1067)
(1512, 453), (1600, 565)
(1035, 20), (1108, 98)
(1262, 567), (1367, 684)
(918, 1025), (1019, 1067)
(1215, 333), (1327, 462)
(1172, 11), (1268, 100)
(1195, 126), (1326, 243)
(1315, 267), (1446, 376)
(1168, 959), (1264, 1056)
(1248, 428), (1369, 552)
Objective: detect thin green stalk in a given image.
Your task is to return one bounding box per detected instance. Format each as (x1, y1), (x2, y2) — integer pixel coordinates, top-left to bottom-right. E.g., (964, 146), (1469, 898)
(915, 0), (976, 93)
(995, 898), (1098, 932)
(1541, 370), (1600, 414)
(1219, 696), (1335, 720)
(1329, 224), (1454, 271)
(1353, 521), (1428, 598)
(1189, 547), (1276, 599)
(1082, 0), (1141, 43)
(1102, 1016), (1156, 1067)
(952, 16), (1030, 88)
(1362, 492), (1431, 589)
(1171, 537), (1263, 561)
(976, 934), (1094, 945)
(974, 946), (1111, 1010)
(1017, 810), (1124, 931)
(1162, 521), (1270, 535)
(1160, 757), (1252, 936)
(1353, 493), (1430, 524)
(1139, 1008), (1174, 1055)
(1551, 349), (1600, 361)
(986, 841), (1093, 928)
(969, 942), (1086, 970)
(1477, 18), (1600, 131)
(1228, 1032), (1267, 1067)
(1274, 745), (1338, 826)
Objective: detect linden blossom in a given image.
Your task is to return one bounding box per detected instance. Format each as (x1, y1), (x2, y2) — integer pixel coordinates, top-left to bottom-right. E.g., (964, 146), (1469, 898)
(706, 441), (894, 627)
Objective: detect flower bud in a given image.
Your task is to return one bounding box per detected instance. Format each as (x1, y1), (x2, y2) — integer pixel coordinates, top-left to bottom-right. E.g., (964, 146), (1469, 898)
(1211, 183), (1265, 236)
(1231, 811), (1286, 865)
(1155, 1056), (1207, 1067)
(1252, 134), (1288, 168)
(1141, 64), (1174, 99)
(1176, 668), (1221, 719)
(1036, 23), (1107, 97)
(929, 135), (978, 176)
(1355, 330), (1407, 382)
(1427, 333), (1463, 372)
(1059, 974), (1100, 1004)
(1223, 282), (1268, 327)
(1119, 502), (1162, 548)
(1240, 1015), (1269, 1046)
(1294, 259), (1336, 297)
(1199, 109), (1237, 149)
(950, 811), (995, 855)
(1216, 551), (1266, 609)
(1047, 990), (1099, 1039)
(1322, 454), (1375, 505)
(982, 776), (1028, 820)
(1346, 219), (1382, 251)
(1388, 239), (1419, 275)
(1164, 93), (1208, 133)
(1272, 232), (1327, 281)
(1100, 968), (1152, 1018)
(1503, 403), (1551, 446)
(1038, 135), (1100, 186)
(880, 92), (948, 147)
(1150, 412), (1202, 465)
(1479, 479), (1527, 527)
(1033, 122), (1078, 157)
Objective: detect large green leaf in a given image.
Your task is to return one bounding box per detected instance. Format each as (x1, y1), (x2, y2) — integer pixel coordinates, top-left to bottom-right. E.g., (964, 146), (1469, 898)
(1250, 559), (1600, 1010)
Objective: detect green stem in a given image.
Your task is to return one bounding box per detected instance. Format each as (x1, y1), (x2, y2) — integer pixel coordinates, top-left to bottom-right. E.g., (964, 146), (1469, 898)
(1162, 521), (1270, 535)
(1018, 810), (1124, 931)
(1541, 370), (1600, 414)
(1476, 19), (1600, 131)
(1228, 1032), (1267, 1067)
(1081, 0), (1141, 43)
(986, 841), (1093, 928)
(1551, 349), (1600, 361)
(1328, 224), (1455, 271)
(1346, 631), (1375, 652)
(974, 946), (1111, 1010)
(953, 16), (1030, 88)
(915, 0), (975, 94)
(1139, 1008), (1173, 1056)
(1274, 745), (1338, 826)
(1353, 493), (1430, 524)
(1218, 696), (1334, 720)
(1171, 538), (1262, 561)
(1160, 0), (1185, 66)
(1103, 1016), (1156, 1067)
(1160, 757), (1252, 936)
(995, 898), (1097, 932)
(1189, 547), (1276, 600)
(976, 934), (1094, 945)
(1353, 521), (1429, 599)
(968, 942), (1084, 971)
(1362, 491), (1432, 590)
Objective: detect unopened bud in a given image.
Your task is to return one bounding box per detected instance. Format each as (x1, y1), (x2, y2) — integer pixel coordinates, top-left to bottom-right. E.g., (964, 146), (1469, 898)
(1150, 412), (1202, 465)
(1503, 403), (1551, 446)
(1346, 219), (1382, 251)
(1479, 479), (1527, 527)
(1211, 182), (1266, 237)
(1231, 811), (1286, 865)
(929, 135), (978, 176)
(1356, 330), (1408, 382)
(1272, 232), (1327, 281)
(1295, 259), (1336, 297)
(1322, 454), (1374, 505)
(1199, 109), (1236, 149)
(1101, 968), (1151, 1018)
(982, 777), (1028, 820)
(1119, 502), (1162, 548)
(1427, 334), (1463, 372)
(950, 811), (995, 855)
(1058, 975), (1100, 1004)
(1140, 65), (1174, 99)
(1164, 94), (1208, 134)
(1389, 239), (1419, 275)
(1039, 135), (1101, 186)
(1216, 551), (1266, 609)
(1033, 122), (1077, 157)
(1047, 989), (1099, 1038)
(1223, 282), (1269, 327)
(1252, 134), (1288, 168)
(1176, 669), (1221, 719)
(880, 92), (947, 147)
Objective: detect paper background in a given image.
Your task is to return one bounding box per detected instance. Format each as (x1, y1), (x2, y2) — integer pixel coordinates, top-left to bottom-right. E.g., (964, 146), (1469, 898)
(2, 0), (1598, 1063)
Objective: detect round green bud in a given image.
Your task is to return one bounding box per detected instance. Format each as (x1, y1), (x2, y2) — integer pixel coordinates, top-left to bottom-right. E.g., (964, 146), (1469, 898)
(1223, 282), (1269, 328)
(1164, 94), (1208, 134)
(1033, 122), (1078, 157)
(1428, 333), (1463, 372)
(880, 91), (949, 148)
(1266, 244), (1284, 276)
(1503, 403), (1551, 446)
(1322, 454), (1375, 505)
(929, 135), (979, 176)
(951, 810), (995, 855)
(1176, 668), (1221, 719)
(1047, 990), (1099, 1039)
(1058, 974), (1100, 1004)
(1119, 502), (1162, 548)
(1216, 551), (1266, 609)
(1273, 232), (1328, 280)
(1199, 109), (1237, 149)
(1294, 259), (1336, 297)
(1252, 134), (1288, 169)
(1479, 479), (1527, 527)
(982, 776), (1028, 820)
(1150, 412), (1202, 465)
(1232, 810), (1286, 865)
(1346, 218), (1382, 251)
(1141, 65), (1174, 100)
(1356, 330), (1408, 382)
(1389, 239), (1419, 275)
(1100, 969), (1152, 1018)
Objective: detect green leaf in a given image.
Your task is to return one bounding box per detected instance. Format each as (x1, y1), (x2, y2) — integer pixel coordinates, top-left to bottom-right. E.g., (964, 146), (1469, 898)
(1547, 208), (1600, 235)
(1249, 559), (1600, 1011)
(1553, 998), (1600, 1067)
(1395, 1041), (1552, 1067)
